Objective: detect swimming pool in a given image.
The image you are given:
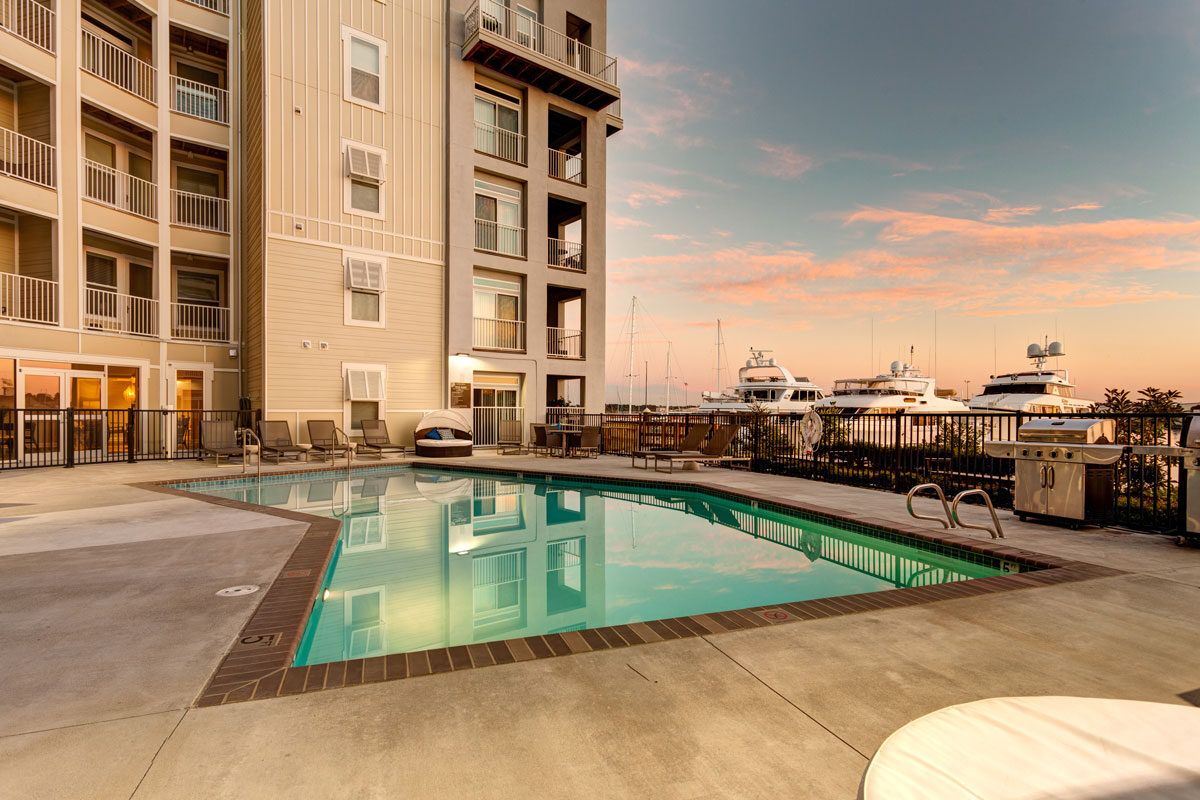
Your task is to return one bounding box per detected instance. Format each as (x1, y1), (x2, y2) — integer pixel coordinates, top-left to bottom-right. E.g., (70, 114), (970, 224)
(180, 466), (1011, 667)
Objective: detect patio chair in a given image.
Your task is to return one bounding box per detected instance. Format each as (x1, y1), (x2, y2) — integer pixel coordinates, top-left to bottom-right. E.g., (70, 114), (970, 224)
(631, 423), (711, 469)
(530, 424), (554, 457)
(497, 418), (526, 455)
(201, 420), (243, 465)
(257, 420), (310, 464)
(357, 419), (406, 459)
(307, 419), (354, 462)
(573, 425), (601, 458)
(652, 424), (749, 474)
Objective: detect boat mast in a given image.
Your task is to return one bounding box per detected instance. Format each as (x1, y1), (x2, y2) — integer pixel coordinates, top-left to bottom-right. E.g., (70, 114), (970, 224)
(715, 319), (723, 395)
(664, 342), (673, 413)
(627, 297), (637, 414)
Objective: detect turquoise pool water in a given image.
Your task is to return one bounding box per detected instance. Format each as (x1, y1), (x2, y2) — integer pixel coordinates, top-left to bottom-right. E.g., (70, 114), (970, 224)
(180, 467), (1007, 666)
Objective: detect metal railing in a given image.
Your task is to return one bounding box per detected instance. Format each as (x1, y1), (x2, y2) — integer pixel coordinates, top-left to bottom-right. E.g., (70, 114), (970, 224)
(465, 0), (619, 86)
(473, 316), (525, 351)
(0, 0), (55, 52)
(0, 408), (256, 470)
(543, 409), (1193, 535)
(81, 29), (156, 102)
(181, 0), (230, 16)
(171, 76), (229, 124)
(0, 127), (55, 188)
(474, 120), (526, 164)
(474, 218), (525, 257)
(473, 406), (524, 447)
(84, 286), (157, 336)
(171, 189), (229, 232)
(547, 327), (582, 359)
(548, 237), (584, 271)
(83, 159), (157, 219)
(608, 98), (621, 119)
(171, 302), (230, 342)
(548, 147), (583, 184)
(0, 272), (57, 324)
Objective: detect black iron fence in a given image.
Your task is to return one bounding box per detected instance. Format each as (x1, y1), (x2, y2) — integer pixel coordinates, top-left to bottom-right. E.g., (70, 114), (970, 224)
(546, 409), (1191, 534)
(0, 408), (255, 470)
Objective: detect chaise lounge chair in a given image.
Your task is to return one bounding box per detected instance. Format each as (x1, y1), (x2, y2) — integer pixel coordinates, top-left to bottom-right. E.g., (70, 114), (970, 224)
(257, 420), (310, 464)
(631, 423), (711, 469)
(201, 420), (243, 465)
(307, 419), (354, 462)
(357, 419), (407, 459)
(497, 418), (526, 455)
(652, 424), (749, 473)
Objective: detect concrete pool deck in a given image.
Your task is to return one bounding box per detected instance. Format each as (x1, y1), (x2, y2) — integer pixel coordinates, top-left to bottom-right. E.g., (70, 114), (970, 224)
(1, 454), (1198, 799)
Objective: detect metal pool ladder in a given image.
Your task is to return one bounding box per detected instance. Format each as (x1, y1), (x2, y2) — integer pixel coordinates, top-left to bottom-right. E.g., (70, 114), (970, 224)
(951, 489), (1005, 539)
(237, 427), (262, 482)
(907, 483), (956, 529)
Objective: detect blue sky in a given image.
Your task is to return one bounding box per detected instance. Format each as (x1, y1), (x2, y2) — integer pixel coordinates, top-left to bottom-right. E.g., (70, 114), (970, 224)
(603, 0), (1200, 403)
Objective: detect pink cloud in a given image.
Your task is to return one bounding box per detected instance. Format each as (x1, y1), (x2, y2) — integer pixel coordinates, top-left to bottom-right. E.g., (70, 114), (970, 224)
(981, 205), (1042, 222)
(1054, 202), (1103, 212)
(625, 182), (686, 208)
(607, 213), (650, 230)
(652, 233), (688, 241)
(750, 141), (818, 179)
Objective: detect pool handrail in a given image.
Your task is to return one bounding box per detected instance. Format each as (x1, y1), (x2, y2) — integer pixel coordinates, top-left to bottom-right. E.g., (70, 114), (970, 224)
(951, 489), (1005, 539)
(906, 483), (956, 529)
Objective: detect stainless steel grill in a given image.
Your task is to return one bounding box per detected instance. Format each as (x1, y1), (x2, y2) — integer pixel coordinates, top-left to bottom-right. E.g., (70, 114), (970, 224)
(984, 419), (1126, 527)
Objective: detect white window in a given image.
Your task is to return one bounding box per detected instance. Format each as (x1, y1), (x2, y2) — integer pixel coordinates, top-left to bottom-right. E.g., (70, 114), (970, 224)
(343, 363), (386, 431)
(342, 28), (385, 109)
(472, 272), (523, 350)
(474, 84), (523, 162)
(343, 586), (386, 659)
(344, 253), (386, 326)
(345, 515), (386, 552)
(343, 141), (386, 217)
(474, 177), (523, 256)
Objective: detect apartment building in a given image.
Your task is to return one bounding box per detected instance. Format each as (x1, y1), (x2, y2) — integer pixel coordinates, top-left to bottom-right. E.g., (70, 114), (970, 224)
(1, 0), (240, 460)
(238, 0), (446, 444)
(446, 0), (620, 445)
(1, 0), (617, 461)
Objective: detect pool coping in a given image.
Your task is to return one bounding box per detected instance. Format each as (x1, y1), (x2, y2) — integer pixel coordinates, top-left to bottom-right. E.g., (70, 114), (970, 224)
(133, 460), (1127, 707)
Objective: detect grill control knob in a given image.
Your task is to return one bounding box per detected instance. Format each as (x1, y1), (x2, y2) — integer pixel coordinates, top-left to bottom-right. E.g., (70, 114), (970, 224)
(1021, 449), (1028, 456)
(1036, 450), (1043, 457)
(1051, 450), (1058, 458)
(1066, 452), (1074, 459)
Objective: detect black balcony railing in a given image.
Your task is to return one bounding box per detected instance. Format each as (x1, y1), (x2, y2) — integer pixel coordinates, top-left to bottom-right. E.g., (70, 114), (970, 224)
(0, 408), (257, 470)
(544, 409), (1192, 535)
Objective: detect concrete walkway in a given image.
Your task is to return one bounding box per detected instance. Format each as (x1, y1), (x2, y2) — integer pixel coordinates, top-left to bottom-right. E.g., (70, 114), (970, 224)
(1, 455), (1198, 799)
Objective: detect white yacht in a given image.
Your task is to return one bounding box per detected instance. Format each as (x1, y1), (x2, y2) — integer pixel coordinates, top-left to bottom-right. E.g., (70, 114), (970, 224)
(969, 341), (1095, 414)
(816, 361), (966, 416)
(699, 349), (825, 414)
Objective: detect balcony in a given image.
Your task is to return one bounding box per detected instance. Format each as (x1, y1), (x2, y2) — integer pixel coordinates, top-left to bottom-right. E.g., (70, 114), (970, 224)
(171, 76), (229, 124)
(182, 0), (230, 15)
(547, 238), (583, 272)
(0, 272), (57, 324)
(172, 302), (230, 342)
(547, 327), (582, 359)
(548, 147), (583, 184)
(473, 316), (525, 352)
(474, 218), (525, 258)
(83, 159), (156, 220)
(81, 29), (156, 102)
(0, 128), (55, 189)
(462, 0), (619, 110)
(606, 98), (622, 136)
(84, 287), (157, 337)
(1, 0), (55, 53)
(474, 120), (526, 165)
(171, 189), (229, 232)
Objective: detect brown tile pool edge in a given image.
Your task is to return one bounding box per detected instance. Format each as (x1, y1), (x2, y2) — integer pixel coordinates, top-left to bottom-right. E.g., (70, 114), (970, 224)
(133, 462), (1127, 707)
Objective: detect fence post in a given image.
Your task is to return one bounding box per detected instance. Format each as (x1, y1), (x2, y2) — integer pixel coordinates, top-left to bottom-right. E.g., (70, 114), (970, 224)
(892, 410), (903, 489)
(65, 408), (75, 468)
(127, 411), (137, 463)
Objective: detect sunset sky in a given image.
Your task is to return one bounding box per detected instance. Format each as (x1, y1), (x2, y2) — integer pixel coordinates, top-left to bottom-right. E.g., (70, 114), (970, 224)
(603, 0), (1200, 405)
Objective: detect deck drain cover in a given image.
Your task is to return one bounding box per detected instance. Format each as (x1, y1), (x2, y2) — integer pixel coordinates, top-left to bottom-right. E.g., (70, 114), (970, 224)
(216, 584), (260, 597)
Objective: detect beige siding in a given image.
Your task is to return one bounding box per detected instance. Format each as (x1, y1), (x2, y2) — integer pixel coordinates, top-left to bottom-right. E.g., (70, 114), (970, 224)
(0, 88), (13, 130)
(242, 0), (268, 408)
(0, 217), (13, 272)
(263, 238), (443, 411)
